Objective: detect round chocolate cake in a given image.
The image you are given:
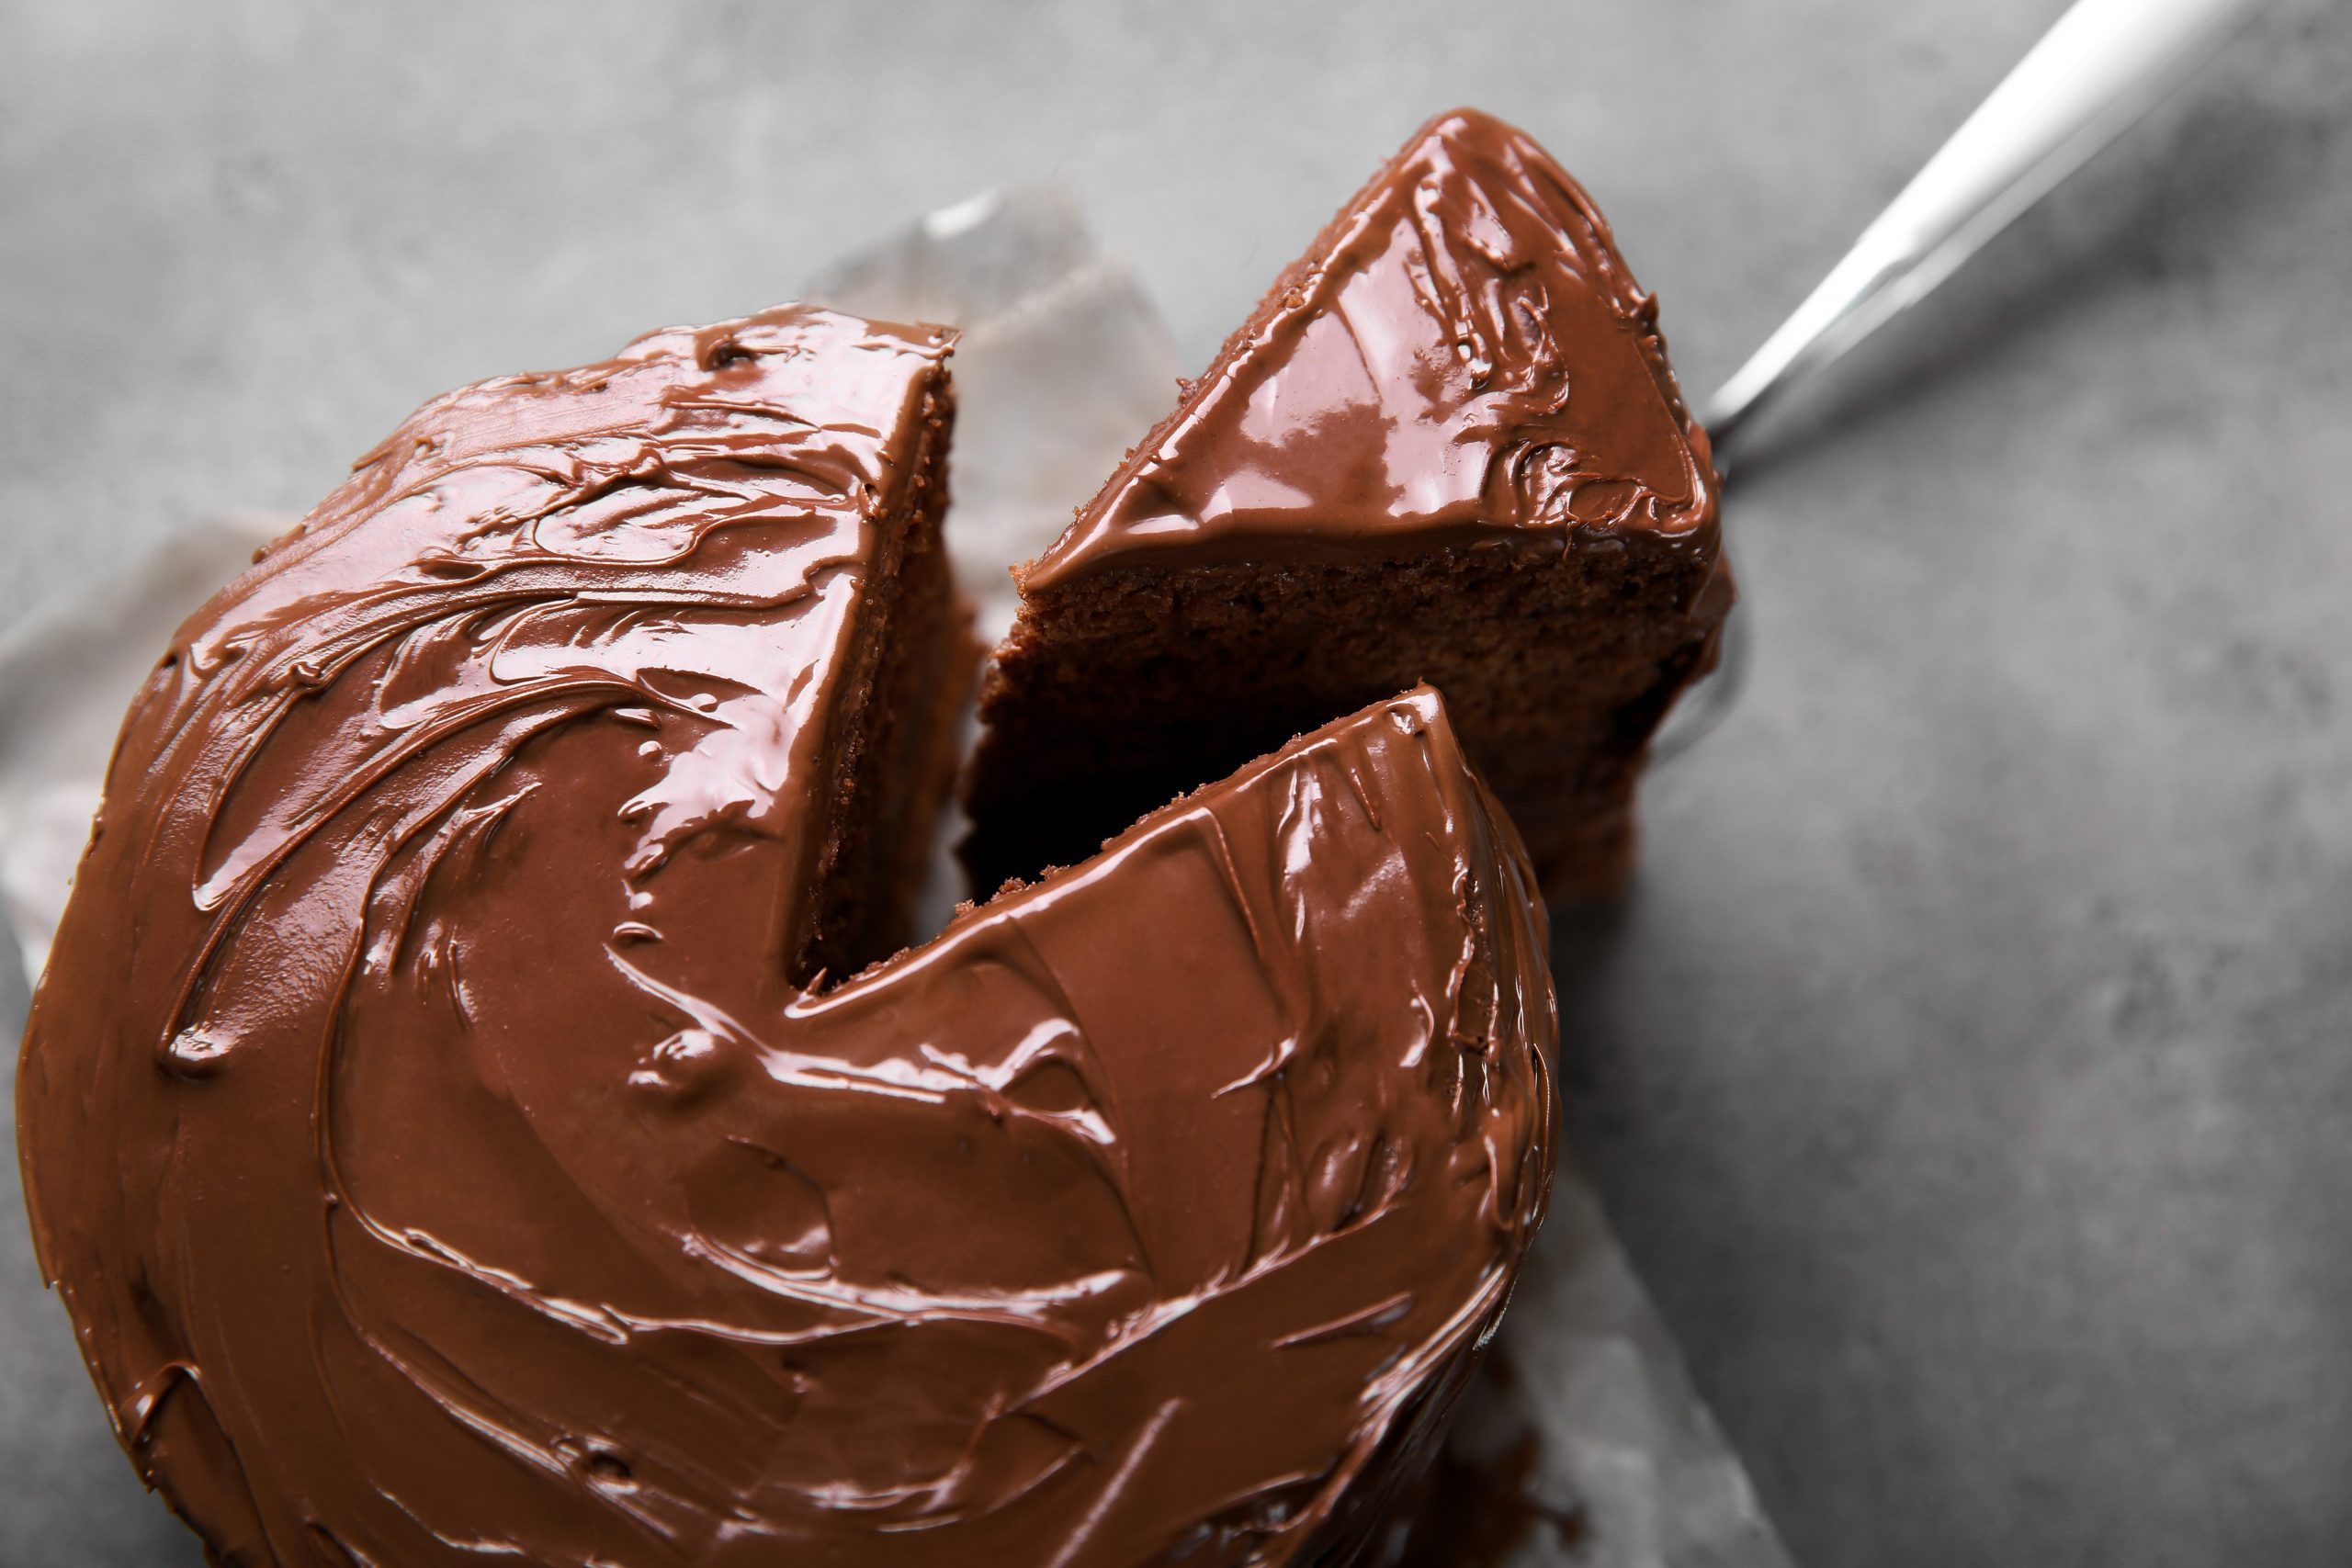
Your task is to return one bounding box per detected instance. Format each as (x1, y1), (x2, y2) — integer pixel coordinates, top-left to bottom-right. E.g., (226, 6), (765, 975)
(17, 303), (1555, 1564)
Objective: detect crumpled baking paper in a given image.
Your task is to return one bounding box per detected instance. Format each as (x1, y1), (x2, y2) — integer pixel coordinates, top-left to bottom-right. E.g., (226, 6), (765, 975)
(0, 187), (1792, 1568)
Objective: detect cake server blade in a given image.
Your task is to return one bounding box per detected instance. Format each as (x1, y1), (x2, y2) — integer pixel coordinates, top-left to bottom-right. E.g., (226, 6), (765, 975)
(1700, 0), (2279, 477)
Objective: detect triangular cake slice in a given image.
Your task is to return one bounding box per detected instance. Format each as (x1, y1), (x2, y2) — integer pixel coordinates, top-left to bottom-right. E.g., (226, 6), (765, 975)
(967, 107), (1734, 899)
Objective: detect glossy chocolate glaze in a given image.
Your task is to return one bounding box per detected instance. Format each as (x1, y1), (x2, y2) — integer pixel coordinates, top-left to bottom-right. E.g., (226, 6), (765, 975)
(1024, 107), (1721, 591)
(17, 303), (1555, 1565)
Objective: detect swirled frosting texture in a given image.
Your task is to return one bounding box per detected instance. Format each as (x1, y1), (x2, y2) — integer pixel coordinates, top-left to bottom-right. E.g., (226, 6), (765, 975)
(17, 303), (1555, 1565)
(1025, 107), (1718, 589)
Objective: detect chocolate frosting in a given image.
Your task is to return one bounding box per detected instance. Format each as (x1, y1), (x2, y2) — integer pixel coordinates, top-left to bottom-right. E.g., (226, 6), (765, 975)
(1023, 107), (1720, 592)
(17, 303), (1555, 1565)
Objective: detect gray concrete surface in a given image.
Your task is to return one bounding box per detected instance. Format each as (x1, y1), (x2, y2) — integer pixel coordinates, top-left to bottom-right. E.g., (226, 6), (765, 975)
(4, 1), (2348, 1563)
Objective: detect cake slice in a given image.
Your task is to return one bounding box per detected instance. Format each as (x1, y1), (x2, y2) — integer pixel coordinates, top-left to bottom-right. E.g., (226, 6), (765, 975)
(965, 107), (1733, 900)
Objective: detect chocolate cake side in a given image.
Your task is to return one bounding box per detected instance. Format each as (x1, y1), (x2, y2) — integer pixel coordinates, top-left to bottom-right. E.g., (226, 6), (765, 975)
(797, 371), (971, 982)
(964, 107), (1732, 901)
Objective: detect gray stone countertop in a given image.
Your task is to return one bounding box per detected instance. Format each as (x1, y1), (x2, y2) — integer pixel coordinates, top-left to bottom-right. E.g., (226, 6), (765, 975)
(3, 2), (2347, 1563)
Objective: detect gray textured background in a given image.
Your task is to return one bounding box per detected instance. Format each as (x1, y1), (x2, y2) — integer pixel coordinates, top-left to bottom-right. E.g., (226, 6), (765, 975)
(4, 1), (2349, 1563)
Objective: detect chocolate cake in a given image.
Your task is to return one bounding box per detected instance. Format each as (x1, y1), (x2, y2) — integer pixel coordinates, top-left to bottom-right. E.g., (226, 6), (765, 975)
(965, 108), (1733, 901)
(17, 304), (1555, 1565)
